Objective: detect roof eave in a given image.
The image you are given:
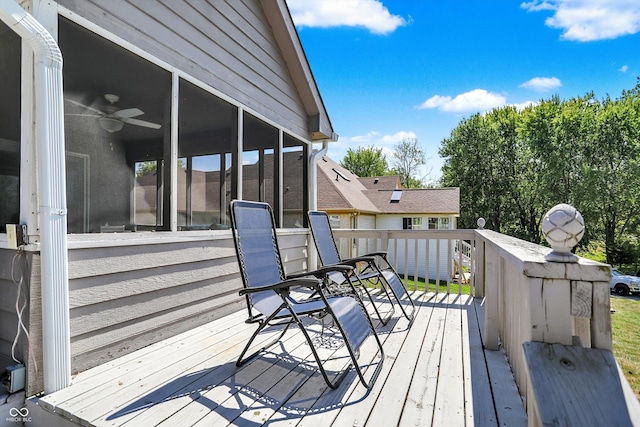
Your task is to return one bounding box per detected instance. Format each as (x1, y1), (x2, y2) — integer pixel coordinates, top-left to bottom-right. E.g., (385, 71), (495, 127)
(260, 0), (336, 141)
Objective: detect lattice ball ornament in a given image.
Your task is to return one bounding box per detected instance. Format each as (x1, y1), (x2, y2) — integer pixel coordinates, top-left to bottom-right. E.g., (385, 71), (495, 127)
(542, 204), (585, 253)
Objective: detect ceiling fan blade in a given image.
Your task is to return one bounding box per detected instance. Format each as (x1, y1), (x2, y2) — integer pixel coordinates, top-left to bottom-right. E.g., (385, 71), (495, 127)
(114, 108), (144, 119)
(121, 117), (162, 129)
(65, 98), (104, 115)
(65, 113), (102, 117)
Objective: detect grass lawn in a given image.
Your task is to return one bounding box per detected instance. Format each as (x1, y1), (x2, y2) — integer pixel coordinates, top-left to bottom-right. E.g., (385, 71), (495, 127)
(404, 276), (471, 295)
(610, 295), (640, 400)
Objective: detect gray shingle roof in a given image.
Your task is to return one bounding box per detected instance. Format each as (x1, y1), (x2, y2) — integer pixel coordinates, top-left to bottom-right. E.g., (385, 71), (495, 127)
(317, 156), (459, 215)
(364, 188), (460, 214)
(316, 156), (380, 213)
(359, 176), (401, 190)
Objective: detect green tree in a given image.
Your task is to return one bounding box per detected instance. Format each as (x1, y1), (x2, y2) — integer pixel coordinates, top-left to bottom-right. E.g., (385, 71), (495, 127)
(439, 110), (521, 234)
(440, 114), (493, 228)
(135, 159), (186, 178)
(582, 88), (640, 263)
(340, 145), (389, 177)
(136, 161), (159, 178)
(391, 137), (427, 188)
(440, 84), (640, 262)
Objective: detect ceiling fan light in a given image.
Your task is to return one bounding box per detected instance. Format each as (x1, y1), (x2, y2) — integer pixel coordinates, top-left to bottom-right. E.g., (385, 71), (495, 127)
(98, 117), (124, 133)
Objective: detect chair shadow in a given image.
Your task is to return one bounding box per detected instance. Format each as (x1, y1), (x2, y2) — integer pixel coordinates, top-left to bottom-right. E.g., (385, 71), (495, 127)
(105, 329), (375, 425)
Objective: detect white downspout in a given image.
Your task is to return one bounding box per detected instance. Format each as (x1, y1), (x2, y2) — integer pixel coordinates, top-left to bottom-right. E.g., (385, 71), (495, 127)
(308, 140), (329, 211)
(307, 140), (328, 271)
(0, 0), (70, 393)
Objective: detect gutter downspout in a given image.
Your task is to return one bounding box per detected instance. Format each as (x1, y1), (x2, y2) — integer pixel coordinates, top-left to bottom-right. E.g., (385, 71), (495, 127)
(308, 140), (329, 211)
(0, 0), (71, 393)
(307, 140), (328, 271)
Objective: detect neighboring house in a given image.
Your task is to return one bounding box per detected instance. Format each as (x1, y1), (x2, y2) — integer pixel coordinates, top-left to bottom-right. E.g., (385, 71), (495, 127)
(317, 156), (459, 230)
(316, 156), (460, 280)
(0, 0), (335, 398)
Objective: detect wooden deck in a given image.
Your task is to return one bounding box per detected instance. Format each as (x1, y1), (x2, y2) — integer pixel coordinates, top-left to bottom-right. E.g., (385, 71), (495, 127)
(30, 292), (527, 426)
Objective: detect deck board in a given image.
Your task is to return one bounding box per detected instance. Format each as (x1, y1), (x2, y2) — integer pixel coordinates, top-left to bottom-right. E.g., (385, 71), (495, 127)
(364, 291), (435, 426)
(398, 293), (447, 427)
(33, 292), (526, 426)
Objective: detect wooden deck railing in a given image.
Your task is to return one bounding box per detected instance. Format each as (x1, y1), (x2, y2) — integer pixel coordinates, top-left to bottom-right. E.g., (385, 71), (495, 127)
(329, 225), (640, 426)
(331, 228), (481, 296)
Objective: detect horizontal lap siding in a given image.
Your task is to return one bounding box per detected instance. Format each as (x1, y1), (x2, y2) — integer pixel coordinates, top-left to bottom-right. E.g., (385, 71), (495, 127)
(279, 232), (309, 276)
(57, 0), (309, 137)
(67, 238), (243, 374)
(63, 230), (308, 377)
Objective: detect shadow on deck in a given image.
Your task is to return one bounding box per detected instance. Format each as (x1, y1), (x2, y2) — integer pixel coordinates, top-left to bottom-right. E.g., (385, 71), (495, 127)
(28, 292), (527, 426)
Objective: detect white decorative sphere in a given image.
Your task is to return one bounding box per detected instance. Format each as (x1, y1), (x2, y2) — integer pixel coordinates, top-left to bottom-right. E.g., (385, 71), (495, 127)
(477, 217), (486, 229)
(542, 204), (584, 253)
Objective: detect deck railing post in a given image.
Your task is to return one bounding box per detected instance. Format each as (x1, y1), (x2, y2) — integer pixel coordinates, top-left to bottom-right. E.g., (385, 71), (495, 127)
(475, 204), (628, 423)
(474, 231), (485, 299)
(483, 243), (500, 351)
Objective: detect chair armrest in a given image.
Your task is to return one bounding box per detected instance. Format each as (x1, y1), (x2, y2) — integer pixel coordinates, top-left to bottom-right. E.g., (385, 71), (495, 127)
(363, 251), (388, 258)
(287, 264), (354, 279)
(341, 255), (377, 265)
(239, 277), (321, 296)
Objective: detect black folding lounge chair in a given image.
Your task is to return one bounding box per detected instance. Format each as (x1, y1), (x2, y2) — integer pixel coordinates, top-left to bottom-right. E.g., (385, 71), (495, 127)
(230, 200), (384, 389)
(308, 210), (416, 325)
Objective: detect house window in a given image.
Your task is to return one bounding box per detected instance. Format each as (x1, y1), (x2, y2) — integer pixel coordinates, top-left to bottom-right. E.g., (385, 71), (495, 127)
(403, 217), (422, 230)
(60, 17), (172, 232)
(427, 217), (451, 230)
(242, 112), (277, 209)
(329, 215), (341, 228)
(440, 217), (451, 230)
(282, 135), (307, 228)
(176, 79), (237, 229)
(0, 21), (21, 232)
(55, 16), (310, 233)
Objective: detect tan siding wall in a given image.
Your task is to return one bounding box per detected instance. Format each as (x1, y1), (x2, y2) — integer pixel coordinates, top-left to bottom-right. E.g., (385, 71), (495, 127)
(56, 0), (309, 137)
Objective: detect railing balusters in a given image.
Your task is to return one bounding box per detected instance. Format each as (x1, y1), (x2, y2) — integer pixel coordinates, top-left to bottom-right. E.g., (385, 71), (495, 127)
(424, 235), (430, 293)
(435, 238), (441, 294)
(330, 229), (478, 297)
(413, 239), (418, 290)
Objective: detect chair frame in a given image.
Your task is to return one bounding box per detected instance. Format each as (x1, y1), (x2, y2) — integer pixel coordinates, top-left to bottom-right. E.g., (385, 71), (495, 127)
(308, 210), (416, 325)
(230, 200), (384, 389)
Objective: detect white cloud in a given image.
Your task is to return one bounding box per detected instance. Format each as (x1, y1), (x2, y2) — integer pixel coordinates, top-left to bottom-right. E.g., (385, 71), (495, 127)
(519, 76), (562, 92)
(620, 65), (629, 72)
(520, 1), (556, 11)
(511, 100), (538, 110)
(286, 0), (408, 35)
(521, 0), (640, 41)
(329, 130), (416, 160)
(418, 89), (507, 113)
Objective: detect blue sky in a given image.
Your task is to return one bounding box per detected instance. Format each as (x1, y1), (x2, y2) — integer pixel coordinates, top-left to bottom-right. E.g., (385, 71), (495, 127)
(286, 0), (640, 183)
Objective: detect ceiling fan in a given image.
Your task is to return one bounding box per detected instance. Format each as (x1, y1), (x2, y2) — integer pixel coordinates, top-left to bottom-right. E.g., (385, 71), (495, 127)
(65, 93), (162, 133)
